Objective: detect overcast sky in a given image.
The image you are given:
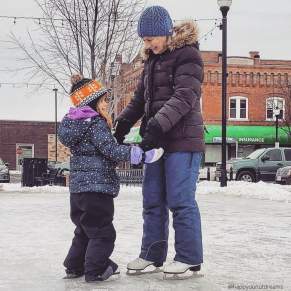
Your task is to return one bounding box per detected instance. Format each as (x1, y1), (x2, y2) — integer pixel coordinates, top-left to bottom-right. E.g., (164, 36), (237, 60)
(0, 0), (291, 121)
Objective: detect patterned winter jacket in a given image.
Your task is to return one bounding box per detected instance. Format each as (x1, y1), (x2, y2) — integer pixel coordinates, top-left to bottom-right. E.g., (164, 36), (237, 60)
(58, 114), (130, 196)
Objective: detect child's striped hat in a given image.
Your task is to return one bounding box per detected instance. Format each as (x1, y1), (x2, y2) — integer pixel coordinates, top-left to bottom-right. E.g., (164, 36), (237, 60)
(70, 74), (110, 107)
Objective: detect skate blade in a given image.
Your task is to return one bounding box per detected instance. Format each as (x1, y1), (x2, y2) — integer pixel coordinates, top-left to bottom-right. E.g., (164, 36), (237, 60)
(106, 271), (121, 281)
(126, 266), (162, 276)
(85, 272), (121, 283)
(163, 271), (204, 280)
(63, 274), (83, 279)
(105, 270), (121, 281)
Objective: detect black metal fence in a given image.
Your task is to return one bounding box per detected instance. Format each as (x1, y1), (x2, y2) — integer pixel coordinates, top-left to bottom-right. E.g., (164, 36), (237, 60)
(116, 167), (214, 186)
(117, 169), (143, 186)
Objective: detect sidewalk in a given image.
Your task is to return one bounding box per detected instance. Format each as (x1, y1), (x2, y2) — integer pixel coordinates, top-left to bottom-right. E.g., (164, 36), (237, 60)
(0, 185), (290, 291)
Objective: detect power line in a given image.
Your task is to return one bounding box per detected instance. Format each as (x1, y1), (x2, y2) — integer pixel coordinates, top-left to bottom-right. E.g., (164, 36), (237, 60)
(199, 25), (219, 42)
(0, 14), (220, 43)
(0, 81), (57, 89)
(0, 15), (220, 24)
(199, 23), (220, 42)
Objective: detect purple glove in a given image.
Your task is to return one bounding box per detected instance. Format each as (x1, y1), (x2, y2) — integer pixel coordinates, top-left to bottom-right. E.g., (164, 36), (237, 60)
(130, 146), (164, 165)
(130, 146), (143, 165)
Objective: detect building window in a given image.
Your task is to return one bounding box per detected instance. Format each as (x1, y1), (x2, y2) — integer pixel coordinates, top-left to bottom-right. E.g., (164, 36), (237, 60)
(266, 97), (284, 121)
(229, 96), (248, 120)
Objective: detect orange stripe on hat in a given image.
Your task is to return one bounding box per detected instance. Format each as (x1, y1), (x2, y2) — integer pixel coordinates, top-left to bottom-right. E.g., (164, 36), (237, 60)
(70, 80), (104, 107)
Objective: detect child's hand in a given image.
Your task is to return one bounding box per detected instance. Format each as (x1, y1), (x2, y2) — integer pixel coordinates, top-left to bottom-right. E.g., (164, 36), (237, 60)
(130, 146), (143, 165)
(130, 146), (164, 165)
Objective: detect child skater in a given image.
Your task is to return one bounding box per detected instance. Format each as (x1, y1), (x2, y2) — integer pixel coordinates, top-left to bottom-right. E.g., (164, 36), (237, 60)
(58, 74), (163, 283)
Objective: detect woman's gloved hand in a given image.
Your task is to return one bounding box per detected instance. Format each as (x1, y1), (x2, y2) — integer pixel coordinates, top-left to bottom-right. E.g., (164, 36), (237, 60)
(140, 118), (163, 151)
(113, 119), (133, 144)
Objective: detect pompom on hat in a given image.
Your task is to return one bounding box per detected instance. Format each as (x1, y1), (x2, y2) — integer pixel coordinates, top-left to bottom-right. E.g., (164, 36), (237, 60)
(69, 73), (110, 108)
(137, 5), (173, 37)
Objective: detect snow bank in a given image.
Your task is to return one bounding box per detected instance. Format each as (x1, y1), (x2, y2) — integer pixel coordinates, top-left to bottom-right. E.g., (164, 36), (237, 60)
(197, 180), (291, 203)
(1, 181), (291, 202)
(0, 183), (69, 193)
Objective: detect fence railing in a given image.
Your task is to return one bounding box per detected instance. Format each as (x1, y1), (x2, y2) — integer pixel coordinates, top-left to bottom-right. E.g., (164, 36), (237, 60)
(117, 169), (143, 186)
(116, 167), (214, 186)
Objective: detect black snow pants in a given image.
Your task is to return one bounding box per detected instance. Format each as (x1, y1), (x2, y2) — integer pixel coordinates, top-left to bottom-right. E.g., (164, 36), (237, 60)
(63, 192), (116, 276)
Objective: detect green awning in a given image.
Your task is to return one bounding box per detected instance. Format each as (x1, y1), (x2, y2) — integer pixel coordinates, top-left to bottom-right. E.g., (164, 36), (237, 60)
(204, 125), (291, 145)
(124, 125), (291, 145)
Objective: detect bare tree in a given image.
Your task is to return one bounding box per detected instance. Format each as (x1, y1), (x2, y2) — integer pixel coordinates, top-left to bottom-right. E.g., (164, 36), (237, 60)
(9, 0), (143, 93)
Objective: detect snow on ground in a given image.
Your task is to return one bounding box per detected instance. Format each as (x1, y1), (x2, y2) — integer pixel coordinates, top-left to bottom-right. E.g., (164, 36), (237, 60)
(0, 181), (290, 291)
(2, 180), (291, 203)
(0, 183), (68, 193)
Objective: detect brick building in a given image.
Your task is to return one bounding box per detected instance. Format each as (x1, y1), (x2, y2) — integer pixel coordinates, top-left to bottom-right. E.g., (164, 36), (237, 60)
(114, 51), (291, 164)
(0, 120), (68, 170)
(2, 51), (291, 169)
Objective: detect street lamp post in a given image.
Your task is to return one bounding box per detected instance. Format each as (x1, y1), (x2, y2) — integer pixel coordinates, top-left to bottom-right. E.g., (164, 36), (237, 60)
(53, 88), (58, 162)
(110, 62), (116, 121)
(110, 60), (121, 122)
(274, 106), (280, 148)
(218, 0), (232, 187)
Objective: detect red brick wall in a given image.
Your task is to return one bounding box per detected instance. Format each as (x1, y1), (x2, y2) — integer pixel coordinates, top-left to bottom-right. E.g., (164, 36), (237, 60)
(117, 50), (291, 128)
(202, 64), (291, 125)
(0, 120), (56, 169)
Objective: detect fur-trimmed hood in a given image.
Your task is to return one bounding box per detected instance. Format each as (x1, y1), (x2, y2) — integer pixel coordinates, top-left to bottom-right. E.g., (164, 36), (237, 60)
(141, 21), (199, 60)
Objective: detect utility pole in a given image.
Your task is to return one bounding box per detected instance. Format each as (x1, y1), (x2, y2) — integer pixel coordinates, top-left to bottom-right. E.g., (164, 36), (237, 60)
(53, 88), (58, 162)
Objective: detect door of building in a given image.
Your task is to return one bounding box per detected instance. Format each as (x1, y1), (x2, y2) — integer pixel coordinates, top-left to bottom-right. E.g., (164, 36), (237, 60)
(16, 144), (34, 171)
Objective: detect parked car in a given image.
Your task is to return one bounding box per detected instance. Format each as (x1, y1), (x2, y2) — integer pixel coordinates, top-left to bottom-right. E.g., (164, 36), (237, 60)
(275, 166), (291, 184)
(49, 160), (70, 174)
(0, 158), (10, 183)
(215, 147), (291, 183)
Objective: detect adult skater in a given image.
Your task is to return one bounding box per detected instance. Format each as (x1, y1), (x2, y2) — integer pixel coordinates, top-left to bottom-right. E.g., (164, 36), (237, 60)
(114, 5), (205, 277)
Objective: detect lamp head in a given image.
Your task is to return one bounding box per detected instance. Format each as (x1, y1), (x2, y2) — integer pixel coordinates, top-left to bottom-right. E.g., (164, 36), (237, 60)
(274, 107), (281, 117)
(217, 0), (232, 8)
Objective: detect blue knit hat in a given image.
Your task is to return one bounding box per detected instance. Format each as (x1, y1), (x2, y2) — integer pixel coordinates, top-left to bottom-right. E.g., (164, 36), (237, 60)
(137, 6), (173, 37)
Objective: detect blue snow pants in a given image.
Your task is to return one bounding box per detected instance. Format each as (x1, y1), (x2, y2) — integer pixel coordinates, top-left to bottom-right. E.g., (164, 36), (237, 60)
(139, 152), (203, 265)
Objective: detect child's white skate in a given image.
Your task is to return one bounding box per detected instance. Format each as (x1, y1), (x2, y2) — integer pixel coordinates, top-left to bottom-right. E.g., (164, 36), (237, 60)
(126, 258), (163, 275)
(163, 261), (203, 280)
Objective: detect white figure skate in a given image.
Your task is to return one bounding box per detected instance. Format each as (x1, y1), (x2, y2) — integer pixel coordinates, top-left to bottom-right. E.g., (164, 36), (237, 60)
(163, 261), (203, 280)
(126, 258), (163, 275)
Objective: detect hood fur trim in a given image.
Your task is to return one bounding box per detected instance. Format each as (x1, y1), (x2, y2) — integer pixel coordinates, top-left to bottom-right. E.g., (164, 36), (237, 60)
(141, 21), (199, 60)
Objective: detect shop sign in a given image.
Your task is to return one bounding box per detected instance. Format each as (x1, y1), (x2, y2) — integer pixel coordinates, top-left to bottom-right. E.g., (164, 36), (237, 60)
(16, 147), (23, 155)
(238, 137), (264, 143)
(212, 137), (237, 143)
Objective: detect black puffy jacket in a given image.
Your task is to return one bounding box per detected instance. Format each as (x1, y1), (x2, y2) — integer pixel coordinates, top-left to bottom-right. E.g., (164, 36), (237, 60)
(117, 21), (205, 152)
